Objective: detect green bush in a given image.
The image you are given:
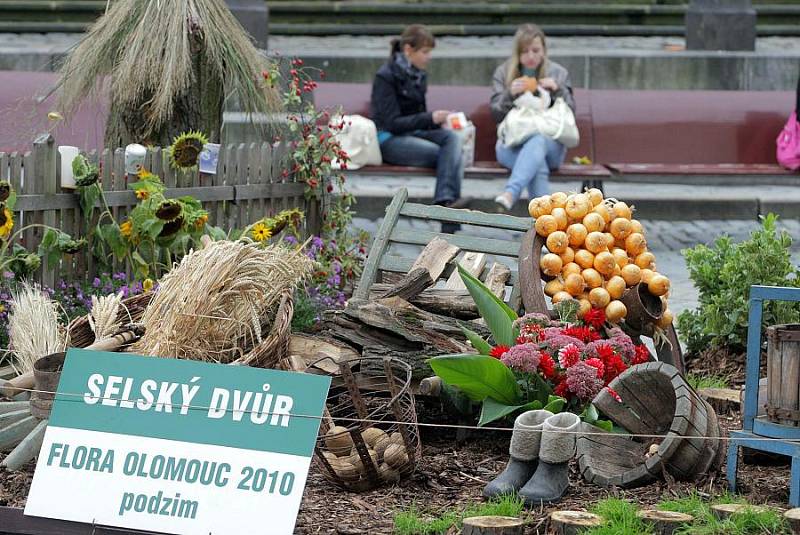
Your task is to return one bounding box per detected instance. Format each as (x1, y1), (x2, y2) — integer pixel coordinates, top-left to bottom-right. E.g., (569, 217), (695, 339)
(678, 214), (800, 354)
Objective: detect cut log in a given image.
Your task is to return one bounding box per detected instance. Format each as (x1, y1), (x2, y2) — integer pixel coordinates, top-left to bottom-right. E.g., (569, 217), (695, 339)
(84, 329), (142, 352)
(370, 285), (478, 318)
(0, 401), (30, 415)
(549, 511), (603, 535)
(698, 387), (741, 414)
(1, 418), (48, 471)
(483, 262), (511, 298)
(288, 334), (359, 374)
(784, 508), (800, 534)
(379, 267), (434, 300)
(461, 516), (523, 535)
(419, 376), (442, 397)
(711, 504), (767, 520)
(637, 510), (694, 535)
(409, 237), (460, 281)
(0, 372), (34, 398)
(446, 252), (486, 290)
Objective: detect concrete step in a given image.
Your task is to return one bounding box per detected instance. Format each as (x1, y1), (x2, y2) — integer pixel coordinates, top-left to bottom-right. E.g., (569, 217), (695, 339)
(343, 174), (800, 221)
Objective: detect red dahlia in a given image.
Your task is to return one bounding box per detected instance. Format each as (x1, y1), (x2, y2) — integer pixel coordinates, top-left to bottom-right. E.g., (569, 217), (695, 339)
(489, 345), (510, 359)
(583, 308), (606, 330)
(633, 344), (651, 365)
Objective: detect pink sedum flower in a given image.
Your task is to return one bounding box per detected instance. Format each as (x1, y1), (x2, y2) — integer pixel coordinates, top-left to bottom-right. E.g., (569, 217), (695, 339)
(500, 343), (542, 374)
(566, 361), (605, 400)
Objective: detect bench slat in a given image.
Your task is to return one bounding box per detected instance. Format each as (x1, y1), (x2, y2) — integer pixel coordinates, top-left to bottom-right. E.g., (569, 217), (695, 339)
(399, 202), (532, 231)
(389, 229), (520, 257)
(379, 255), (519, 285)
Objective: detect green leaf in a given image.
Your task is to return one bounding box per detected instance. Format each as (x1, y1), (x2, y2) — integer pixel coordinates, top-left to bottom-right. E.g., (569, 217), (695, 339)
(458, 264), (519, 346)
(429, 354), (520, 405)
(101, 224), (128, 259)
(460, 326), (492, 355)
(140, 218), (165, 239)
(5, 190), (16, 211)
(529, 372), (554, 405)
(581, 403), (600, 424)
(594, 419), (613, 433)
(478, 397), (542, 427)
(543, 396), (566, 414)
(78, 183), (100, 224)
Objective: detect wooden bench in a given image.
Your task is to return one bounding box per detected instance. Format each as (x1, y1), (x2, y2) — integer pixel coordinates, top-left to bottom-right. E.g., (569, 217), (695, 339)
(313, 83), (796, 187)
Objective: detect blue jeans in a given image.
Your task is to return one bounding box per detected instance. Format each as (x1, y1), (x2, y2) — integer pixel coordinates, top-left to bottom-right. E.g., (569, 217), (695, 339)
(380, 129), (464, 205)
(496, 135), (567, 203)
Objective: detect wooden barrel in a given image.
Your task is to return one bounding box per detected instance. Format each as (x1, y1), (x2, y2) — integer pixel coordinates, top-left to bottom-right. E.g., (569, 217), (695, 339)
(29, 352), (65, 419)
(577, 361), (723, 488)
(767, 324), (800, 426)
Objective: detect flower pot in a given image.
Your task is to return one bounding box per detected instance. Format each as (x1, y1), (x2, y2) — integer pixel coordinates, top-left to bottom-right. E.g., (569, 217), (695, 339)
(30, 352), (66, 419)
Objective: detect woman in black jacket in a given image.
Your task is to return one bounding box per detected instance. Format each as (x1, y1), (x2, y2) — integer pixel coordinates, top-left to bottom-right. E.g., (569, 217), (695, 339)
(371, 25), (467, 230)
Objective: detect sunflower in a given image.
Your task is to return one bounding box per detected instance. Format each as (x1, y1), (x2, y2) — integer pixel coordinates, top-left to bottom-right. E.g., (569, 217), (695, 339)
(155, 200), (182, 221)
(143, 278), (155, 292)
(135, 189), (149, 200)
(194, 213), (209, 229)
(0, 208), (14, 238)
(0, 181), (10, 202)
(169, 131), (209, 170)
(120, 220), (133, 238)
(158, 217), (184, 238)
(251, 223), (272, 243)
(138, 168), (155, 180)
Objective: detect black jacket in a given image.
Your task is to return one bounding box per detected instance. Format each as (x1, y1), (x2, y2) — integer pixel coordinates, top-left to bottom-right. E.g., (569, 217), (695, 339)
(370, 61), (436, 134)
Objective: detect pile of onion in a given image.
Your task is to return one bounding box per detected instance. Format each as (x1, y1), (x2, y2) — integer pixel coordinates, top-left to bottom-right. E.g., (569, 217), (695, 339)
(531, 189), (672, 326)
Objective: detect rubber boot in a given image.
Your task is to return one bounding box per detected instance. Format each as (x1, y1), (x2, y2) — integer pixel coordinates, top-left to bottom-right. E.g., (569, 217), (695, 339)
(519, 412), (580, 506)
(483, 410), (553, 498)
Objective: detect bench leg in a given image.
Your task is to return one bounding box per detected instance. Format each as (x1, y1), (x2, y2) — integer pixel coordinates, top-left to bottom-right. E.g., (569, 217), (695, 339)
(726, 441), (740, 494)
(792, 456), (800, 507)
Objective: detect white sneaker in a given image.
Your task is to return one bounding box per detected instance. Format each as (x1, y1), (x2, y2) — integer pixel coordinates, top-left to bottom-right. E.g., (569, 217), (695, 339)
(494, 193), (514, 211)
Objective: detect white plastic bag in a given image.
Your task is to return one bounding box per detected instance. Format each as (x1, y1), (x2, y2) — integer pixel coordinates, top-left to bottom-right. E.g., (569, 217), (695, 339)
(497, 96), (579, 149)
(330, 115), (382, 170)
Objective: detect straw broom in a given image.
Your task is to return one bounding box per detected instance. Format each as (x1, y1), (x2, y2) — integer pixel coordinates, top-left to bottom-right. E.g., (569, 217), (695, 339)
(131, 240), (313, 363)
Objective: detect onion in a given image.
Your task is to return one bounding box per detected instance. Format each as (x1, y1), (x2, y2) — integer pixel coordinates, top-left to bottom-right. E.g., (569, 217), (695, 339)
(575, 249), (595, 269)
(625, 233), (647, 256)
(640, 268), (655, 284)
(582, 268), (603, 289)
(566, 223), (588, 247)
(612, 248), (630, 267)
(535, 215), (558, 237)
(657, 308), (674, 329)
(589, 287), (611, 309)
(605, 300), (627, 323)
(630, 219), (644, 235)
(550, 191), (568, 209)
(552, 291), (574, 305)
(606, 275), (626, 299)
(582, 212), (605, 233)
(564, 273), (585, 296)
(562, 262), (582, 278)
(544, 278), (565, 297)
(540, 253), (563, 276)
(613, 201), (632, 220)
(648, 274), (670, 296)
(613, 264), (622, 277)
(620, 264), (642, 286)
(551, 207), (568, 231)
(578, 298), (592, 319)
(604, 233), (616, 249)
(634, 251), (656, 270)
(593, 251), (616, 277)
(587, 188), (604, 207)
(565, 193), (592, 219)
(593, 203), (612, 224)
(560, 247), (575, 264)
(546, 231), (569, 254)
(528, 196), (553, 218)
(609, 218), (632, 240)
(584, 232), (608, 254)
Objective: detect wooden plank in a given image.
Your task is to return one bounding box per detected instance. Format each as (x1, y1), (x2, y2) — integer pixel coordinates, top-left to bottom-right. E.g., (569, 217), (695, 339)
(235, 143), (247, 227)
(56, 150), (73, 281)
(211, 145), (226, 228)
(22, 149), (42, 282)
(446, 252), (486, 290)
(247, 141), (262, 222)
(399, 202), (531, 231)
(390, 228), (519, 257)
(409, 236), (461, 281)
(379, 267), (434, 300)
(379, 255), (520, 286)
(111, 147), (127, 276)
(0, 152), (7, 181)
(781, 335), (800, 426)
(519, 229), (549, 315)
(352, 188), (409, 301)
(33, 134), (57, 287)
(483, 262), (511, 298)
(0, 506), (173, 535)
(233, 182), (305, 201)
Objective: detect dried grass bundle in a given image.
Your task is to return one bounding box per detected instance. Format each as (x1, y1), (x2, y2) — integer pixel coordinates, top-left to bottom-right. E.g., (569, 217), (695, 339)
(131, 240), (313, 362)
(8, 282), (65, 374)
(56, 0), (280, 138)
(89, 292), (123, 340)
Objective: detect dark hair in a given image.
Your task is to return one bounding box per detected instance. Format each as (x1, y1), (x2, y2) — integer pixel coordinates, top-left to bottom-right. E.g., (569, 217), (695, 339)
(389, 24), (436, 60)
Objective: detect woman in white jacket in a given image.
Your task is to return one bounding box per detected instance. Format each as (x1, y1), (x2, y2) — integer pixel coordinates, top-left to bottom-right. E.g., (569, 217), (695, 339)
(490, 24), (576, 211)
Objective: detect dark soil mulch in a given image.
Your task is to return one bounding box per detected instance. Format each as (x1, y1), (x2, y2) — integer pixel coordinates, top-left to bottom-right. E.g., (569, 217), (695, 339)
(684, 345), (764, 388)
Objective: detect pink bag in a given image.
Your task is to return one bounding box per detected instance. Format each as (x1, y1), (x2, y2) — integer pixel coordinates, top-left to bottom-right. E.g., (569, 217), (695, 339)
(777, 111), (800, 171)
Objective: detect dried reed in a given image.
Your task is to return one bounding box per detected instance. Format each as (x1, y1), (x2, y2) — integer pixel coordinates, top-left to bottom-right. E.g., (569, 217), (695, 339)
(88, 292), (123, 340)
(8, 282), (65, 374)
(131, 240), (313, 362)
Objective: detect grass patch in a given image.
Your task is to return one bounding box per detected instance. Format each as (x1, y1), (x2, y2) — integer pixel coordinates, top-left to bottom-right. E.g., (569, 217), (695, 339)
(686, 372), (729, 390)
(584, 498), (650, 535)
(393, 494), (524, 535)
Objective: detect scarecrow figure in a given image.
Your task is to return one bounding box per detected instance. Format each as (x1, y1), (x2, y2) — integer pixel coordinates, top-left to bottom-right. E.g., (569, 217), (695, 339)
(54, 0), (280, 148)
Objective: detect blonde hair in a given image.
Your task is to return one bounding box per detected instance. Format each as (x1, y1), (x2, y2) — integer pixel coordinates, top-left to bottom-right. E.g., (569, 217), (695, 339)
(505, 24), (548, 87)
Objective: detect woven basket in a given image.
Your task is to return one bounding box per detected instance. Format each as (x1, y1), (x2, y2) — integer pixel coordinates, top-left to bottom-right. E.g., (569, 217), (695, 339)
(313, 357), (421, 492)
(66, 290), (293, 369)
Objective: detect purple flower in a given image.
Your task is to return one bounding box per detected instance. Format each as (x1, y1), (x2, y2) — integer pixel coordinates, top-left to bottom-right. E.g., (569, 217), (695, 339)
(284, 236), (298, 245)
(92, 277), (101, 288)
(2, 271), (13, 279)
(500, 343), (542, 374)
(311, 236), (324, 249)
(566, 361), (605, 400)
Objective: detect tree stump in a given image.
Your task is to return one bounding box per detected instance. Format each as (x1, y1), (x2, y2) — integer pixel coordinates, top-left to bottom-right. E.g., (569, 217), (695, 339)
(549, 511), (603, 535)
(462, 516), (524, 535)
(637, 510), (694, 534)
(711, 503), (767, 520)
(784, 508), (800, 534)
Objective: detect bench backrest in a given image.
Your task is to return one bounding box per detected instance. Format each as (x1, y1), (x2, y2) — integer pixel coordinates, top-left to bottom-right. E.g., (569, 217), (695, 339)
(313, 82), (795, 166)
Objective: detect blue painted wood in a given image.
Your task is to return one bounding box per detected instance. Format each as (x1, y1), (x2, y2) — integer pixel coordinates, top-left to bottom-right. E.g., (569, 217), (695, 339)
(728, 285), (800, 507)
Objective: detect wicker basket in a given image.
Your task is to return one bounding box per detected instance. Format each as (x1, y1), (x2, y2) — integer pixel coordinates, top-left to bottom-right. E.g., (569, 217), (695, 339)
(65, 289), (293, 369)
(313, 357), (421, 492)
